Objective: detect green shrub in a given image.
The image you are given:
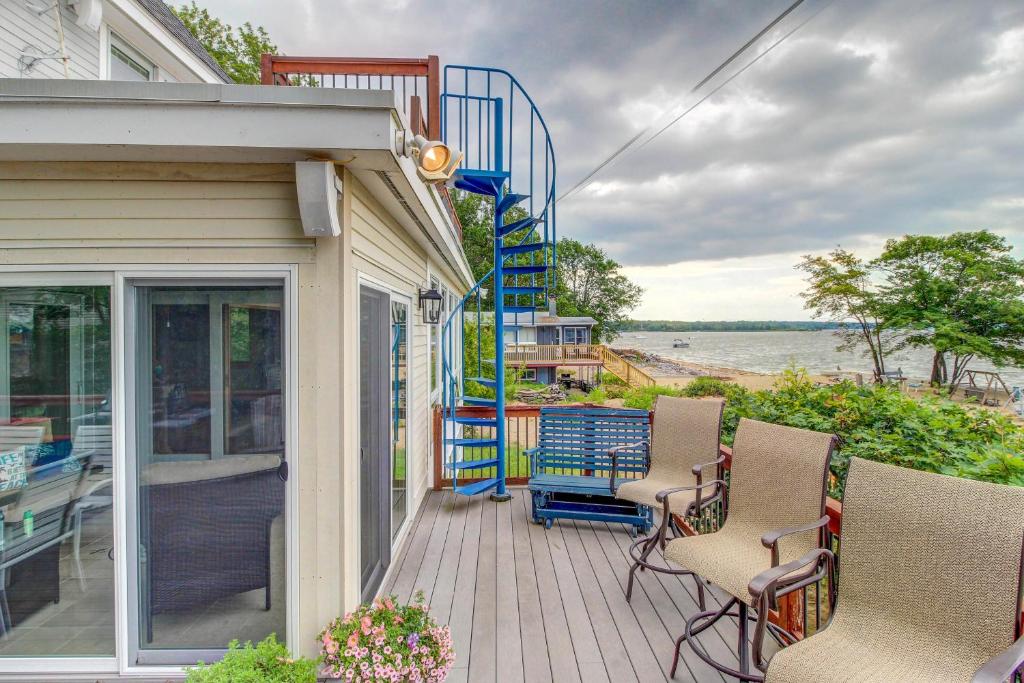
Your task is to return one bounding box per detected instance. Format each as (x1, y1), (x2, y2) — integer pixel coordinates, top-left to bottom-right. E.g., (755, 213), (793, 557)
(621, 385), (684, 410)
(185, 635), (318, 683)
(622, 368), (1024, 494)
(680, 376), (732, 398)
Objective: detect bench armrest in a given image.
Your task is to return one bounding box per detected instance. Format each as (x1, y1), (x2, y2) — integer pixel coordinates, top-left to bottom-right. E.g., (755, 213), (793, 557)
(524, 447), (539, 478)
(608, 441), (648, 495)
(973, 635), (1024, 683)
(761, 515), (830, 566)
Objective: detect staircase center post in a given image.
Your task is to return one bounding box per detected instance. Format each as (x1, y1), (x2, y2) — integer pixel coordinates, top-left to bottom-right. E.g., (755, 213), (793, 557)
(491, 98), (511, 502)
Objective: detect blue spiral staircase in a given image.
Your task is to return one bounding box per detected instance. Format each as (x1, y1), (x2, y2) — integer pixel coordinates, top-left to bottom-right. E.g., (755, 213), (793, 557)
(439, 66), (557, 500)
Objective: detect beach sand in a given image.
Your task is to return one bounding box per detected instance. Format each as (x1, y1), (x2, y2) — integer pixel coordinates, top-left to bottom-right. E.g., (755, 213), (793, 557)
(615, 348), (846, 392)
(616, 348), (1024, 422)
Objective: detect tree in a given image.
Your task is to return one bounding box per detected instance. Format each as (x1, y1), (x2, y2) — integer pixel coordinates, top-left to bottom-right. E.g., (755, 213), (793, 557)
(452, 191), (643, 342)
(797, 248), (891, 382)
(554, 239), (643, 343)
(875, 231), (1024, 392)
(171, 2), (277, 84)
(451, 189), (534, 309)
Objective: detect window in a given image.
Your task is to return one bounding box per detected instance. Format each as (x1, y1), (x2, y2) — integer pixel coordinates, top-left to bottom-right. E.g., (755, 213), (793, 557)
(0, 285), (115, 657)
(520, 368), (537, 382)
(564, 327), (588, 345)
(110, 34), (155, 82)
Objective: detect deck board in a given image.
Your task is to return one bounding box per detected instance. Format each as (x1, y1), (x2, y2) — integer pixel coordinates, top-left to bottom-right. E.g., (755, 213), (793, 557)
(511, 490), (552, 683)
(495, 493), (525, 683)
(385, 488), (745, 682)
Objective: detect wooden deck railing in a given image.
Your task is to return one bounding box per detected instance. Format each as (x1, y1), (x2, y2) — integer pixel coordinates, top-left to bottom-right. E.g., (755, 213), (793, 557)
(504, 344), (603, 365)
(599, 346), (657, 387)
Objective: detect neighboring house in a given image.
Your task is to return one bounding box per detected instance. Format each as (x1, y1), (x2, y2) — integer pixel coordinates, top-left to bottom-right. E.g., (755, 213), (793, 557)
(504, 304), (600, 385)
(1, 0), (230, 83)
(0, 72), (470, 677)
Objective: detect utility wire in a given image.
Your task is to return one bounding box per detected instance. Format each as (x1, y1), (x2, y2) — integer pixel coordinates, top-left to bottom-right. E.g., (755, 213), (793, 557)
(558, 0), (831, 203)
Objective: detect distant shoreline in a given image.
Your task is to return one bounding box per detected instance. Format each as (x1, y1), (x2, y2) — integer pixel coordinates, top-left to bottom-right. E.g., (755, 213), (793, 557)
(621, 320), (845, 333)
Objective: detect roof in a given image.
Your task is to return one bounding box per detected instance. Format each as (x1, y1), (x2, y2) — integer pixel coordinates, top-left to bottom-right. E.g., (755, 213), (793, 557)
(136, 0), (232, 83)
(0, 78), (475, 289)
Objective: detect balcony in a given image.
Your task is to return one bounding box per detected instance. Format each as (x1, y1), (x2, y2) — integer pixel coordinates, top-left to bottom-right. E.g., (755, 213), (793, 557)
(504, 343), (603, 366)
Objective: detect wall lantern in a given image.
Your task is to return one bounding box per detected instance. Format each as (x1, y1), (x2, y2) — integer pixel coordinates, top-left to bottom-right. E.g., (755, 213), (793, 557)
(418, 288), (444, 324)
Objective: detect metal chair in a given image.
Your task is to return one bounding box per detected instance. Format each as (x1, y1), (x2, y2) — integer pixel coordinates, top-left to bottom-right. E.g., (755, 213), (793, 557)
(615, 395), (725, 606)
(661, 418), (837, 681)
(69, 424), (114, 591)
(754, 457), (1024, 683)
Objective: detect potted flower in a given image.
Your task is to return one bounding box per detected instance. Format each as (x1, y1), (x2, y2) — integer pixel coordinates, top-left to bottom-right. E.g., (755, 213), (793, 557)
(319, 591), (454, 682)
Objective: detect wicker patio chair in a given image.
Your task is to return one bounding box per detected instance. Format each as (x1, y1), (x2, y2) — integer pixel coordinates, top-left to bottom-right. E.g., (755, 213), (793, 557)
(752, 457), (1024, 683)
(614, 395), (725, 605)
(139, 454), (286, 643)
(660, 418), (837, 681)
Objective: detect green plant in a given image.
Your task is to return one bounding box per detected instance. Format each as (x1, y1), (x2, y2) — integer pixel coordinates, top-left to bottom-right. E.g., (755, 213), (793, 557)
(622, 369), (1024, 495)
(185, 635), (318, 683)
(320, 592), (453, 682)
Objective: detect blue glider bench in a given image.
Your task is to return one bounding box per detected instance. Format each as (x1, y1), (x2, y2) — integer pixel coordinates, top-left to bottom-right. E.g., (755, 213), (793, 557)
(527, 406), (653, 535)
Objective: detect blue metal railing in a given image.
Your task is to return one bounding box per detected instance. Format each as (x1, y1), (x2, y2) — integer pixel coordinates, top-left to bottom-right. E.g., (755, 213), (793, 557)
(439, 65), (558, 493)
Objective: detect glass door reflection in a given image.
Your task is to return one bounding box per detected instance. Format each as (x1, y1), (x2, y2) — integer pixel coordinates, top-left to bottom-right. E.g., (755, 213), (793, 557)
(390, 301), (408, 539)
(131, 284), (286, 663)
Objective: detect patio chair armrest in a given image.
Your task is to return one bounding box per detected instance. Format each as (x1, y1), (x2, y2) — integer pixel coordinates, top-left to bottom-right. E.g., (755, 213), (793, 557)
(691, 455), (725, 479)
(762, 515), (830, 566)
(972, 635), (1024, 683)
(608, 441), (648, 494)
(748, 547), (836, 674)
(655, 480), (727, 516)
(748, 547), (834, 609)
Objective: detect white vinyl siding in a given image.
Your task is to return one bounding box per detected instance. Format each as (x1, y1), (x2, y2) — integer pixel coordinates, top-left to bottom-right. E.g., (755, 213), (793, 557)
(0, 1), (100, 79)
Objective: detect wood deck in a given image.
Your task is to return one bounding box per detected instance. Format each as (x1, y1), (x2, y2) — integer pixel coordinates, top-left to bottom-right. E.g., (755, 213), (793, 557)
(383, 488), (745, 683)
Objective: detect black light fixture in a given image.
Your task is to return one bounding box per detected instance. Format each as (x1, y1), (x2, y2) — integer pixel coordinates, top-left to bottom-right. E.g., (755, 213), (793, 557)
(418, 288), (443, 324)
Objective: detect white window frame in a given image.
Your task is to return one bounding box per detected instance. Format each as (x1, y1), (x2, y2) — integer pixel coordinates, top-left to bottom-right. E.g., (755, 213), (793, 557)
(564, 326), (588, 345)
(0, 264), (299, 679)
(108, 31), (158, 82)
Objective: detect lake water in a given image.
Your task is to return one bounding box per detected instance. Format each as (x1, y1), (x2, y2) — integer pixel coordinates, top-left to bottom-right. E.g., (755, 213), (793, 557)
(612, 330), (1024, 388)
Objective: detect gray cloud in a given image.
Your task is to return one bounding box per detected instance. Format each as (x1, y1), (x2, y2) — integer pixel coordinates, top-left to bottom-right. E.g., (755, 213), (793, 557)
(206, 0), (1024, 267)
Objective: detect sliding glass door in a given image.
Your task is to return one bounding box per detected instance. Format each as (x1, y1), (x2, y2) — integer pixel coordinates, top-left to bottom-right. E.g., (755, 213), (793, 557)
(127, 283), (287, 664)
(360, 286), (411, 602)
(0, 284), (114, 657)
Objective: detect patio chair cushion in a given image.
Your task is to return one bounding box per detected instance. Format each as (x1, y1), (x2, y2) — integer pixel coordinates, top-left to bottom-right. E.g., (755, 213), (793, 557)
(616, 396), (723, 510)
(766, 457), (1024, 683)
(663, 418), (835, 605)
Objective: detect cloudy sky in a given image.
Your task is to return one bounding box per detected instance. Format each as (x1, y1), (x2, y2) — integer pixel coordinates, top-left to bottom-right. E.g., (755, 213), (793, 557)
(205, 0), (1024, 320)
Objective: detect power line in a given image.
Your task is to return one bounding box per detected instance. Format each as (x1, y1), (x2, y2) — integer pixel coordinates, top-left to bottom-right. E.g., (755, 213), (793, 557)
(558, 0), (832, 204)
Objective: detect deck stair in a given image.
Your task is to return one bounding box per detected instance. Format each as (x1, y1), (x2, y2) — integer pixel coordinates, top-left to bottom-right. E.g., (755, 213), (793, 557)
(599, 346), (657, 388)
(439, 66), (557, 499)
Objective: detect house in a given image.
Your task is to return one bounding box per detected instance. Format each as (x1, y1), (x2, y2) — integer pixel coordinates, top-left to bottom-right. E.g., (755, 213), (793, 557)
(1, 0), (231, 83)
(0, 59), (471, 677)
(503, 304), (601, 385)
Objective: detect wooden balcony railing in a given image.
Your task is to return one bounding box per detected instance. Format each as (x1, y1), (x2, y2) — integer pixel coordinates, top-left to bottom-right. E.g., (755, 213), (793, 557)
(260, 54), (440, 139)
(504, 343), (603, 365)
(259, 54), (462, 238)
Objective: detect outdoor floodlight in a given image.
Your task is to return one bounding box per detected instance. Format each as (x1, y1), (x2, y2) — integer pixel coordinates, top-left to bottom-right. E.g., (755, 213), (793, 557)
(407, 134), (462, 184)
